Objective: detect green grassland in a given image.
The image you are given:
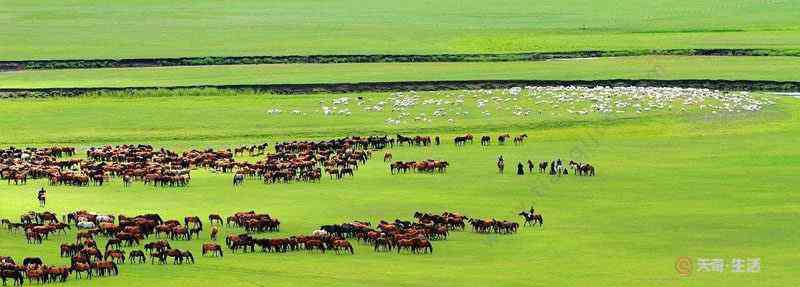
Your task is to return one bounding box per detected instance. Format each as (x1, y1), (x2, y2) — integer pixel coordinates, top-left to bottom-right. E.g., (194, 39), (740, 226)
(2, 56), (800, 89)
(0, 91), (798, 286)
(1, 0), (799, 60)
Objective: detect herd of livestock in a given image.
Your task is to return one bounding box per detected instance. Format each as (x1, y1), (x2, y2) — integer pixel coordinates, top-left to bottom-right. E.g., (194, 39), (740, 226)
(0, 207), (543, 285)
(0, 134), (563, 284)
(1, 133), (597, 189)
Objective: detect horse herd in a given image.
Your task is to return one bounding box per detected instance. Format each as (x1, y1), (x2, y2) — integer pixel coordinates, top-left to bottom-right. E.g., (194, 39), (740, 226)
(388, 159), (450, 174)
(0, 255), (118, 286)
(232, 136), (385, 185)
(2, 131), (596, 191)
(0, 207), (545, 285)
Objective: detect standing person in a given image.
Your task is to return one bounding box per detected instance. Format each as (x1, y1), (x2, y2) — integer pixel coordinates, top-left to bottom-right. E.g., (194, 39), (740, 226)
(434, 136), (440, 146)
(517, 162), (525, 175)
(497, 155), (505, 174)
(37, 187), (46, 207)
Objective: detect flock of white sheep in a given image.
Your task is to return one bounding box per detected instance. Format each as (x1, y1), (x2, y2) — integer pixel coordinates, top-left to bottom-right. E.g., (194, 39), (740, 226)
(264, 86), (774, 126)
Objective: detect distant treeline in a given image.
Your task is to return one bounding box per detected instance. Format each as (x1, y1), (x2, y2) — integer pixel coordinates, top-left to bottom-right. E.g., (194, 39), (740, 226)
(1, 49), (799, 71)
(2, 79), (799, 98)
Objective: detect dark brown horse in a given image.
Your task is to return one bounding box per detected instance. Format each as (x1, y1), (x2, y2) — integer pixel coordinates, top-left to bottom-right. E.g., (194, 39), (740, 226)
(513, 134), (528, 145)
(497, 134), (511, 145)
(518, 211), (544, 227)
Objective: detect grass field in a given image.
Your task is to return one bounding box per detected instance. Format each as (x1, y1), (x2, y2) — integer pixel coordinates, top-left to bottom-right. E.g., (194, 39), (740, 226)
(1, 91), (798, 286)
(2, 56), (800, 89)
(2, 0), (799, 60)
(2, 0), (798, 285)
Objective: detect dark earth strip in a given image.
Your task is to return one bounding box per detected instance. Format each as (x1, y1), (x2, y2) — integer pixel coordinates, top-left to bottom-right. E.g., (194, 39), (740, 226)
(2, 79), (799, 98)
(1, 49), (799, 71)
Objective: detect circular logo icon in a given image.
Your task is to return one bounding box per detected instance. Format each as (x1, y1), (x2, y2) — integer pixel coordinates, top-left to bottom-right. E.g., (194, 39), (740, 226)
(675, 256), (692, 277)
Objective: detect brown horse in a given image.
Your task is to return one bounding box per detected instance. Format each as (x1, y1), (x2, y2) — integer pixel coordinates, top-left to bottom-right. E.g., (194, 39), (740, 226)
(71, 262), (92, 279)
(304, 239), (326, 253)
(104, 250), (125, 264)
(413, 238), (433, 253)
(91, 260), (118, 276)
(202, 243), (223, 257)
(331, 240), (354, 255)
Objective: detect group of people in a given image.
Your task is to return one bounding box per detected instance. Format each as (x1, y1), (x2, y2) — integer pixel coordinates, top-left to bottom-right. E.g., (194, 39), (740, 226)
(497, 156), (527, 174)
(497, 156), (566, 176)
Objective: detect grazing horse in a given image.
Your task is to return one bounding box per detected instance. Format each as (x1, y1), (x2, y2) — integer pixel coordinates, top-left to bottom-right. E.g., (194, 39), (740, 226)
(71, 262), (91, 279)
(396, 134), (413, 146)
(513, 134), (528, 145)
(373, 238), (392, 252)
(165, 249), (184, 264)
(413, 238), (433, 253)
(104, 249), (126, 264)
(304, 239), (326, 253)
(331, 240), (354, 255)
(497, 134), (511, 145)
(181, 251), (194, 264)
(577, 163), (596, 176)
(129, 250), (146, 264)
(480, 136), (491, 146)
(185, 216), (203, 230)
(202, 243), (223, 257)
(1, 268), (24, 286)
(208, 214), (223, 225)
(91, 260), (118, 276)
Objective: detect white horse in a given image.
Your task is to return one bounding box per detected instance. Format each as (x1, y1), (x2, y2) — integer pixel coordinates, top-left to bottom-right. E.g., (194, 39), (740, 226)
(96, 215), (114, 223)
(311, 230), (328, 237)
(76, 221), (96, 229)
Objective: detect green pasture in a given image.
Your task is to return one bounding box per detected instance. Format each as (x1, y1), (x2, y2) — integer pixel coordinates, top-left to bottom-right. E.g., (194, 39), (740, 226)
(1, 0), (799, 60)
(0, 88), (777, 145)
(2, 56), (800, 89)
(0, 91), (798, 286)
